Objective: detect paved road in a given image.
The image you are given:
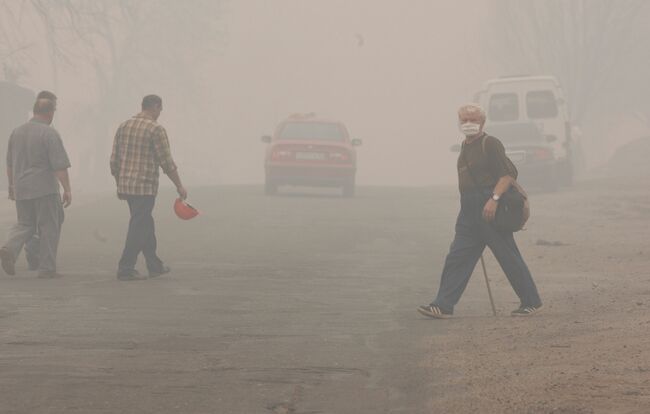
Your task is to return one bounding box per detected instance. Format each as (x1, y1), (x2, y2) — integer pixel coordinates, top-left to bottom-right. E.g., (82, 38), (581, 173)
(0, 186), (465, 414)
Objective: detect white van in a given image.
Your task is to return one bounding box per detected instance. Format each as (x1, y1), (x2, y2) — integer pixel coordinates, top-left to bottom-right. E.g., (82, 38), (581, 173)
(474, 75), (578, 184)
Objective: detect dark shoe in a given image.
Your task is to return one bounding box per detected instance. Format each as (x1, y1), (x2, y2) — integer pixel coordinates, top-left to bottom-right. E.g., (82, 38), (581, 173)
(149, 265), (171, 278)
(117, 269), (146, 281)
(0, 247), (16, 276)
(417, 304), (452, 319)
(37, 271), (64, 279)
(511, 304), (543, 317)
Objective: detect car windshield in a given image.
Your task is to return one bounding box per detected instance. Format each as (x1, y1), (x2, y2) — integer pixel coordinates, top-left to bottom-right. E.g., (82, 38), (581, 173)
(526, 90), (558, 119)
(279, 122), (344, 141)
(488, 93), (519, 122)
(484, 123), (544, 146)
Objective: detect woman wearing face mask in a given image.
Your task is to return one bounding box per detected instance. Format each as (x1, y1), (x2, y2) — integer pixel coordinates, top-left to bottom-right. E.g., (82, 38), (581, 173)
(417, 104), (542, 318)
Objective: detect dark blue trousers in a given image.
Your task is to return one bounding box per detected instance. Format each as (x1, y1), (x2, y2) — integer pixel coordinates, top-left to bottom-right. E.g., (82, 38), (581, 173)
(432, 188), (542, 314)
(118, 195), (164, 274)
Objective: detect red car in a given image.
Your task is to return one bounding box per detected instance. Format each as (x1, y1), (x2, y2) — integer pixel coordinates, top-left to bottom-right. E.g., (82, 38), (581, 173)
(262, 114), (362, 196)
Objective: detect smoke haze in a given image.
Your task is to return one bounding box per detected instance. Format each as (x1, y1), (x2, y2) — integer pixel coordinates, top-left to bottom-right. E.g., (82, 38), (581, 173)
(4, 1), (501, 188)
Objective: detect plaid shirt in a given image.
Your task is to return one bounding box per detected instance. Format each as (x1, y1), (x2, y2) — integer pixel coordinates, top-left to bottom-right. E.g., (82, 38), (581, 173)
(110, 113), (177, 197)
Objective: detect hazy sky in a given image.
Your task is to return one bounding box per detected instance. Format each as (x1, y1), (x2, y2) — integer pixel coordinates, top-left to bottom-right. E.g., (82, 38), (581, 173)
(19, 1), (648, 188)
(208, 1), (494, 186)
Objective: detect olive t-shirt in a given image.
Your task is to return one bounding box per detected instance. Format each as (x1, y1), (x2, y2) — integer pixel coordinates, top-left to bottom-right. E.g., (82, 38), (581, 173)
(457, 134), (517, 192)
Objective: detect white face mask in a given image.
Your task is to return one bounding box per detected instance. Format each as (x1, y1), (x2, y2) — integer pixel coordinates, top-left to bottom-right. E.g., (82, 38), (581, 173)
(459, 122), (481, 136)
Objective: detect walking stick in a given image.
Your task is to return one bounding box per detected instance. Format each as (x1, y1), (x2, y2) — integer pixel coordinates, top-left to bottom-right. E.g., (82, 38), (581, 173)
(480, 254), (497, 316)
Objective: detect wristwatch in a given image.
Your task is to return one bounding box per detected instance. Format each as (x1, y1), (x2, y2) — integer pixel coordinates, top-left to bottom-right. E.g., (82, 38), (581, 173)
(492, 194), (500, 202)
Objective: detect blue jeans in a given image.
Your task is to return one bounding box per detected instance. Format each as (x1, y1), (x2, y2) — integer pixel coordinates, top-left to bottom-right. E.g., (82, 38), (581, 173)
(432, 188), (541, 314)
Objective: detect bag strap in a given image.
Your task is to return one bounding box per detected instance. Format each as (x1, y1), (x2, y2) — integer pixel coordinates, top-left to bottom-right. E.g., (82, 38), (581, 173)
(461, 135), (483, 189)
(461, 145), (478, 187)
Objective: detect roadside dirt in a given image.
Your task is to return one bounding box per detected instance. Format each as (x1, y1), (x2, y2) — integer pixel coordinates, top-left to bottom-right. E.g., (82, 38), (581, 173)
(0, 178), (647, 413)
(425, 177), (650, 414)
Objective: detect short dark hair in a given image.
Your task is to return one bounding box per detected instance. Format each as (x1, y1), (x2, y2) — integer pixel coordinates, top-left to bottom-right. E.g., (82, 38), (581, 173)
(142, 95), (162, 110)
(33, 98), (56, 115)
(37, 90), (57, 101)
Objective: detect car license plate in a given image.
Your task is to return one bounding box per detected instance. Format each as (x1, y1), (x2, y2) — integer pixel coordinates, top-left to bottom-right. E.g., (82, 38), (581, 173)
(296, 152), (325, 160)
(507, 150), (526, 164)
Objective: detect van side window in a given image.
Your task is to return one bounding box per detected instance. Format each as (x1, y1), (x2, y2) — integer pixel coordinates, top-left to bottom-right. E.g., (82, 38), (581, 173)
(526, 90), (558, 119)
(488, 93), (519, 122)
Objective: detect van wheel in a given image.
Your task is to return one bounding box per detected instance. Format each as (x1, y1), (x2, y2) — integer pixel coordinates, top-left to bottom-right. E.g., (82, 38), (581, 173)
(343, 180), (356, 197)
(265, 179), (278, 196)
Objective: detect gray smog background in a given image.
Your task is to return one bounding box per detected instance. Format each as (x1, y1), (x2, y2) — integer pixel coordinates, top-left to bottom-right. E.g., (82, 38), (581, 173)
(2, 0), (649, 190)
(2, 2), (650, 413)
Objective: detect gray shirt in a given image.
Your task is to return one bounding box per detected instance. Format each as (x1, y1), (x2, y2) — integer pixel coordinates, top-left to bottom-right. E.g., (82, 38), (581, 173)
(7, 119), (71, 201)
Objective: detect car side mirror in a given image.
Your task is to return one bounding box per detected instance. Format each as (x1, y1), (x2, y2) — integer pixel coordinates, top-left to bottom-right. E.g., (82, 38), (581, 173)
(261, 135), (272, 143)
(545, 135), (557, 143)
(450, 144), (461, 153)
(351, 138), (363, 147)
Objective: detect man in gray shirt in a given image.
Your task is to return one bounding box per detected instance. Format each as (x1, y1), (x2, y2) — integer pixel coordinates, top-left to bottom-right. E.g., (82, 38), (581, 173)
(0, 97), (72, 278)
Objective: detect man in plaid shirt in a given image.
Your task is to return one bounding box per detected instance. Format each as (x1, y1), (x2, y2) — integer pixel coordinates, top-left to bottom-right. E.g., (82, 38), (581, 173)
(110, 95), (187, 281)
